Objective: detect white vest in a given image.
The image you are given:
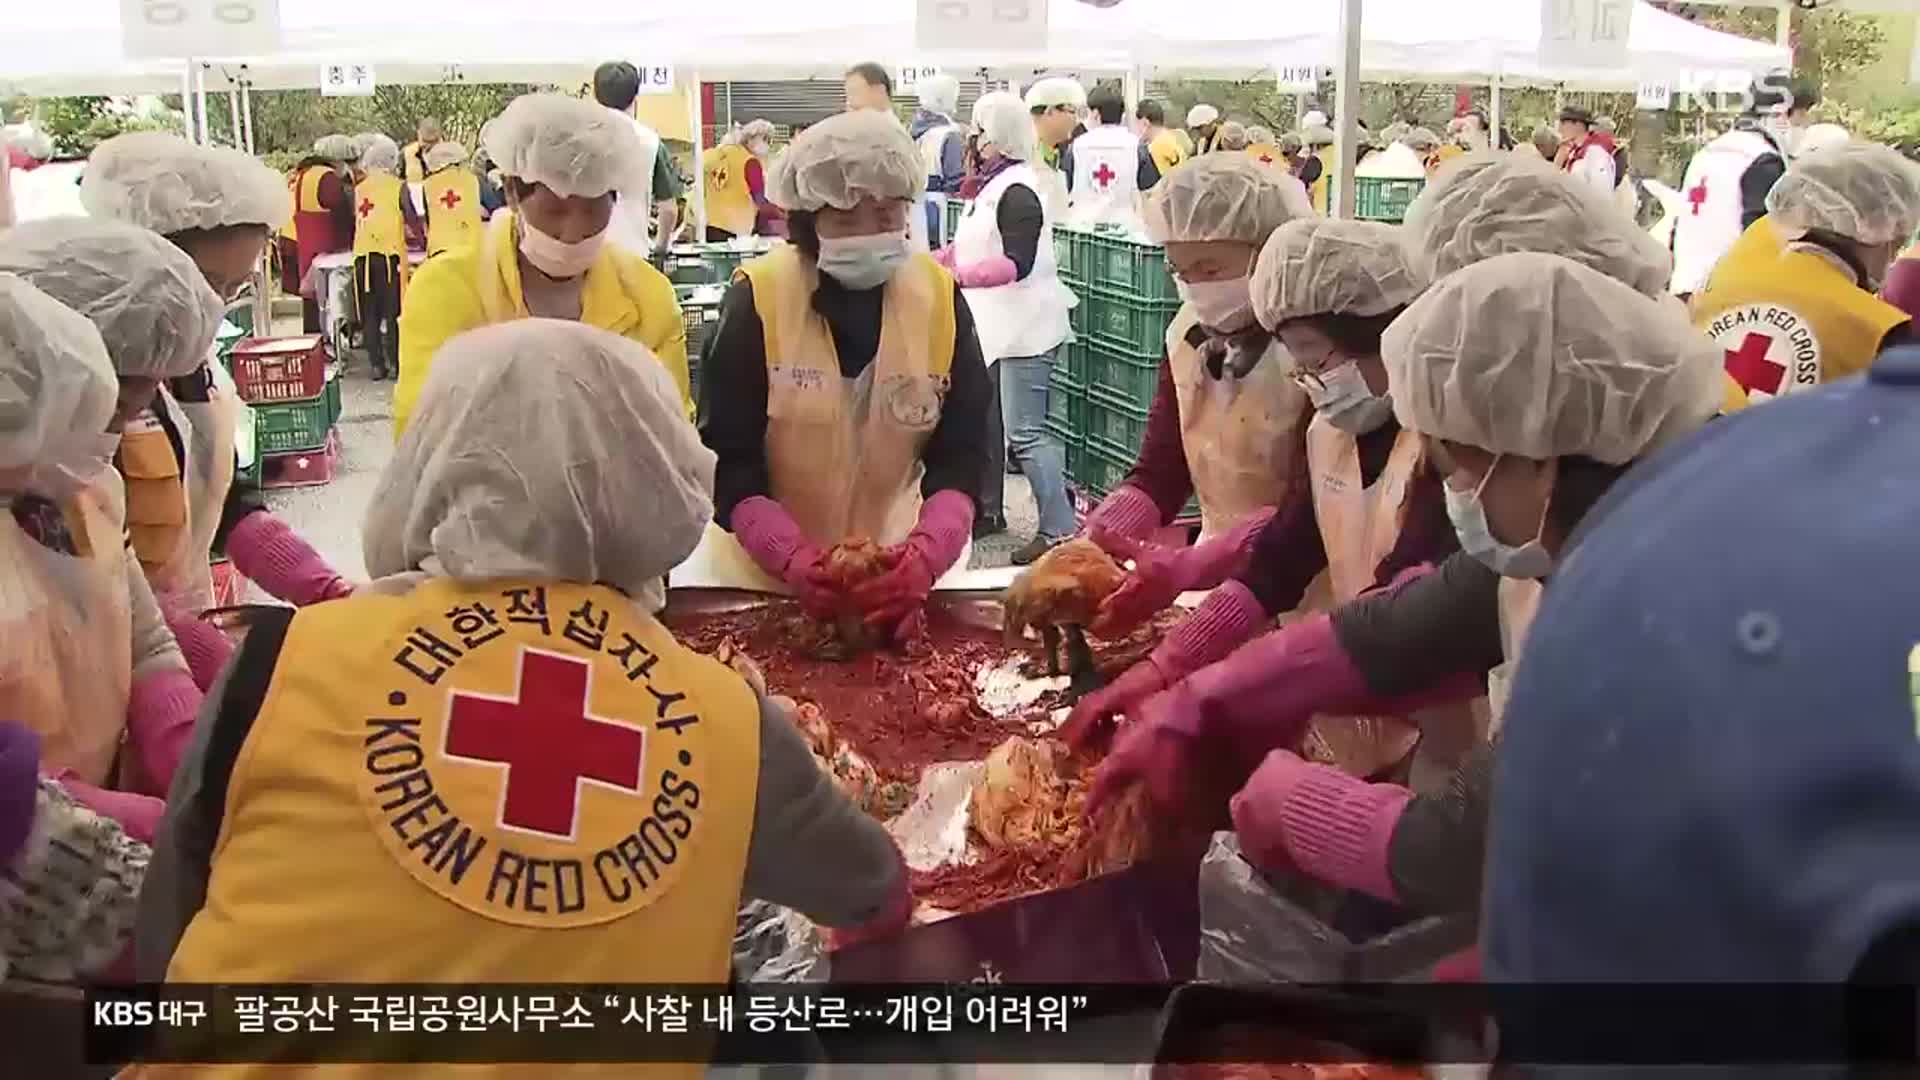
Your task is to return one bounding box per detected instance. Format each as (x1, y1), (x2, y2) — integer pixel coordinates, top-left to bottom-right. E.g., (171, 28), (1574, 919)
(1670, 128), (1777, 296)
(1067, 124), (1144, 228)
(918, 121), (960, 178)
(604, 110), (662, 254)
(954, 163), (1075, 365)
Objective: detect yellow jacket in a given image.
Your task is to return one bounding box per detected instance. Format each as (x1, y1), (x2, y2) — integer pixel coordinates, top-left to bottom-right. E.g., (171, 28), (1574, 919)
(395, 212), (689, 437)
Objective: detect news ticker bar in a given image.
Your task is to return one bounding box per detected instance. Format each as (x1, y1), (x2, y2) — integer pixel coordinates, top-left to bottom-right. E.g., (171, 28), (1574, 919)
(81, 983), (1920, 1065)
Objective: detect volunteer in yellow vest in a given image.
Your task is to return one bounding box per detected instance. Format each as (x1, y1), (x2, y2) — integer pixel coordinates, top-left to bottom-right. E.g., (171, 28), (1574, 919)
(1086, 253), (1719, 920)
(396, 93), (690, 436)
(1243, 124), (1284, 171)
(421, 139), (483, 255)
(133, 321), (912, 1066)
(79, 132), (358, 690)
(290, 135), (357, 334)
(0, 241), (210, 799)
(1691, 141), (1920, 414)
(1065, 218), (1458, 766)
(352, 135), (418, 383)
(1137, 99), (1188, 181)
(402, 115), (441, 186)
(698, 110), (991, 638)
(703, 120), (774, 242)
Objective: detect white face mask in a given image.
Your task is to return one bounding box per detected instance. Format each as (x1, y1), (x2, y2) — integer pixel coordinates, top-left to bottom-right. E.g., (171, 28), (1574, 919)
(1303, 362), (1394, 435)
(817, 232), (911, 291)
(518, 216), (605, 280)
(1444, 460), (1554, 579)
(1177, 276), (1256, 333)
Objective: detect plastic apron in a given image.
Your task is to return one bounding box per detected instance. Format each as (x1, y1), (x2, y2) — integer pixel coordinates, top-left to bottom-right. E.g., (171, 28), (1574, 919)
(1301, 415), (1472, 780)
(1167, 307), (1311, 543)
(158, 357), (239, 614)
(119, 396), (194, 598)
(1486, 577), (1544, 739)
(694, 251), (969, 593)
(0, 474), (133, 785)
(954, 163), (1075, 365)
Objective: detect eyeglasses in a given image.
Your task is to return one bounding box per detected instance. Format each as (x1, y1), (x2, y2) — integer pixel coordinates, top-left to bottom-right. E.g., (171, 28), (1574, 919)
(1290, 367), (1326, 395)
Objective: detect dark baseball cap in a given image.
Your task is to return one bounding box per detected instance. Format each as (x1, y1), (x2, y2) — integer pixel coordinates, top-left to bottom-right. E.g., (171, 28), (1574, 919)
(1556, 104), (1594, 126)
(1486, 347), (1920, 982)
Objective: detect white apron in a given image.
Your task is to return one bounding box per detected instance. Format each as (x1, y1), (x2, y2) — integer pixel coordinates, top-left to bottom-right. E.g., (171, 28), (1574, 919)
(1669, 129), (1776, 296)
(1166, 307), (1312, 543)
(954, 163), (1076, 365)
(1487, 577), (1545, 738)
(0, 473), (134, 785)
(1066, 124), (1145, 229)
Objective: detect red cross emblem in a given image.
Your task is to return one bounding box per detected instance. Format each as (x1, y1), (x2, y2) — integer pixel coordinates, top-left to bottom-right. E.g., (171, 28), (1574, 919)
(438, 188), (462, 210)
(1687, 178), (1708, 216)
(444, 648), (646, 840)
(357, 197), (374, 219)
(1258, 153), (1275, 165)
(1724, 331), (1786, 396)
(1092, 161), (1117, 189)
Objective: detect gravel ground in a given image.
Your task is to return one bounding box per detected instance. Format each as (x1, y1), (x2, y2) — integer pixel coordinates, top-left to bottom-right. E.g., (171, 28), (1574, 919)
(260, 359), (1042, 587)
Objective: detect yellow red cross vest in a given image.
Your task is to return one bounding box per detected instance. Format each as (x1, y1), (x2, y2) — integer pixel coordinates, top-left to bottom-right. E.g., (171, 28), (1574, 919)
(1165, 306), (1311, 543)
(1690, 235), (1908, 414)
(739, 246), (957, 547)
(117, 406), (190, 583)
(702, 143), (757, 239)
(423, 167), (483, 256)
(279, 171), (299, 241)
(158, 579), (759, 1079)
(296, 165), (331, 215)
(353, 170), (408, 259)
(1244, 143), (1284, 170)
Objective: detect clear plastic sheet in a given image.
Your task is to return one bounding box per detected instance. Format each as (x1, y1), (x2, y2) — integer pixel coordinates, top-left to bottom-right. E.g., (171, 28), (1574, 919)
(731, 899), (830, 984)
(1197, 833), (1475, 984)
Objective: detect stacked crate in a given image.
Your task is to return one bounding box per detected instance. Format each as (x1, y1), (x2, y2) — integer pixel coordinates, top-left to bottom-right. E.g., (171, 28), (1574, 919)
(228, 336), (343, 489)
(1053, 224), (1194, 520)
(664, 242), (777, 417)
(1354, 176), (1425, 224)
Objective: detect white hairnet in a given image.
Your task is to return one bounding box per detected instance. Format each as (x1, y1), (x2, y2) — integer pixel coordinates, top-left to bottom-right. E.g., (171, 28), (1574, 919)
(740, 119), (776, 145)
(423, 141), (469, 173)
(1144, 153), (1315, 247)
(1400, 126), (1440, 152)
(1217, 122), (1250, 151)
(0, 218), (222, 381)
(1186, 104), (1220, 127)
(767, 109), (925, 212)
(81, 131), (291, 234)
(359, 134), (401, 173)
(1026, 78), (1087, 112)
(1798, 123), (1850, 157)
(1766, 140), (1920, 246)
(918, 74), (961, 116)
(1384, 252), (1719, 464)
(313, 134), (356, 161)
(972, 91), (1037, 163)
(1302, 110), (1329, 129)
(350, 132), (380, 157)
(483, 93), (647, 200)
(1303, 123), (1336, 147)
(0, 273), (118, 485)
(1246, 125), (1275, 146)
(365, 319), (715, 596)
(1253, 218), (1423, 327)
(1401, 151), (1671, 297)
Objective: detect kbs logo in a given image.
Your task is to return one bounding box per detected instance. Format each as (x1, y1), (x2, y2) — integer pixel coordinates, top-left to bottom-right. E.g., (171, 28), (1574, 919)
(1671, 70), (1797, 117)
(93, 998), (154, 1026)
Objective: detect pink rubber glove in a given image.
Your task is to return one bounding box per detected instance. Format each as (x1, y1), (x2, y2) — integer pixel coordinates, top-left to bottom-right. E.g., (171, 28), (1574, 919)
(952, 253), (1018, 289)
(828, 854), (914, 951)
(1881, 258), (1920, 320)
(730, 496), (838, 616)
(1079, 483), (1163, 544)
(166, 604), (235, 692)
(41, 770), (164, 845)
(1089, 507), (1275, 637)
(1230, 749), (1410, 903)
(123, 668), (203, 798)
(225, 511), (353, 607)
(1064, 581), (1266, 752)
(931, 244), (957, 270)
(848, 490), (973, 637)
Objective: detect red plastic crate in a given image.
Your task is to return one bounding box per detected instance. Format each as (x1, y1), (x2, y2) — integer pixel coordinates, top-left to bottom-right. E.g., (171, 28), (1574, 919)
(261, 431), (338, 489)
(230, 335), (328, 403)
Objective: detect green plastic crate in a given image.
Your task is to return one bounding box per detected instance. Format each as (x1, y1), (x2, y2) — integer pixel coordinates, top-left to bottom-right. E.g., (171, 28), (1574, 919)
(1355, 176), (1425, 223)
(1068, 291), (1089, 340)
(1085, 230), (1179, 302)
(1072, 437), (1135, 500)
(1084, 286), (1180, 362)
(944, 198), (967, 239)
(1061, 337), (1092, 383)
(1045, 378), (1087, 436)
(1087, 386), (1149, 452)
(252, 391), (333, 454)
(1052, 229), (1073, 272)
(323, 369), (342, 424)
(1083, 344), (1164, 413)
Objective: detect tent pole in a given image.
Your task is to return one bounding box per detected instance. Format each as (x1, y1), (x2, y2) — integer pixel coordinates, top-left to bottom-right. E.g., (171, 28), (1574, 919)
(228, 85), (243, 149)
(195, 64), (210, 146)
(1124, 67), (1143, 114)
(1490, 72), (1502, 146)
(241, 75), (256, 154)
(181, 61), (197, 144)
(1333, 0), (1362, 219)
(687, 71), (707, 238)
(1775, 1), (1790, 50)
